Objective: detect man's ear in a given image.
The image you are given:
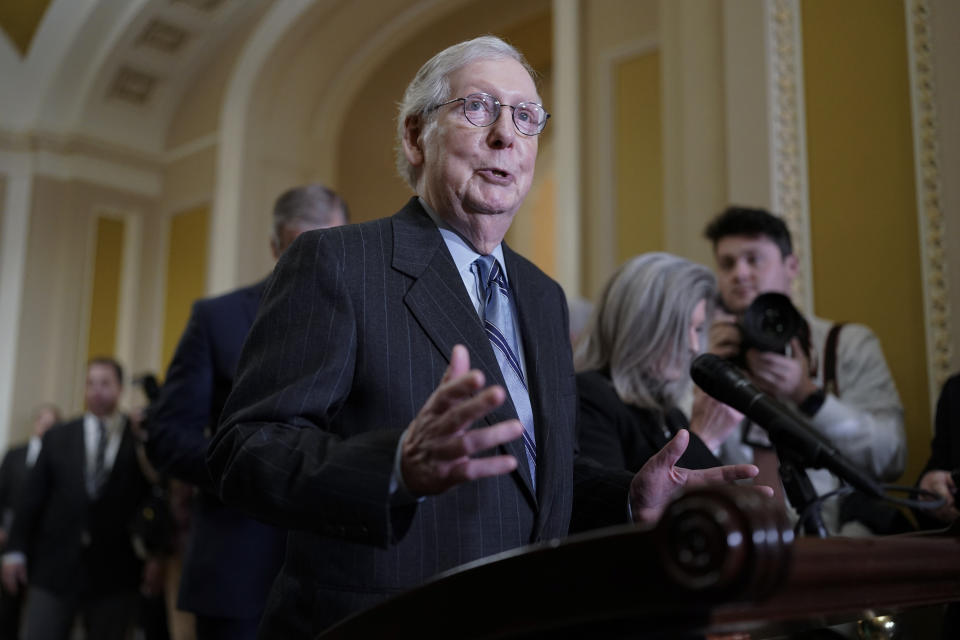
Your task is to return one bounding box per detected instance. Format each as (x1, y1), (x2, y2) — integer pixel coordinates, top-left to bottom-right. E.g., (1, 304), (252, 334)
(784, 253), (799, 282)
(401, 115), (425, 168)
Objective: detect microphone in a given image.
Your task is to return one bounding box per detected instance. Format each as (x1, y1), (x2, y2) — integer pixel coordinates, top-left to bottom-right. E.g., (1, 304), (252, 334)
(690, 353), (883, 498)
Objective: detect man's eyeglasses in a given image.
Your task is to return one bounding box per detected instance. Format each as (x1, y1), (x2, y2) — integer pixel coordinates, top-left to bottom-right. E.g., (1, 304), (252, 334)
(433, 92), (550, 136)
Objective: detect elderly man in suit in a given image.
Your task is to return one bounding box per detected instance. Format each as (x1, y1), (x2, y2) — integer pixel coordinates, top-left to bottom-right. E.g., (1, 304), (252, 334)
(1, 358), (151, 640)
(146, 184), (348, 640)
(207, 36), (763, 639)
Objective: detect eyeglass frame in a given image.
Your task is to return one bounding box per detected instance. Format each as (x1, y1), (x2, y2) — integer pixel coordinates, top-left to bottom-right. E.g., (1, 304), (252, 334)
(431, 92), (551, 136)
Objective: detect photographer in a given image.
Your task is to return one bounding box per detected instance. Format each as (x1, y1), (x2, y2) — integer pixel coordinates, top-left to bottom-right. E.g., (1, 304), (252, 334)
(704, 206), (906, 535)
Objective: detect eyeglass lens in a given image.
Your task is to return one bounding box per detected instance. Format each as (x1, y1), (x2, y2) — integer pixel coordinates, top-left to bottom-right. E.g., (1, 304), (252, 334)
(461, 93), (546, 135)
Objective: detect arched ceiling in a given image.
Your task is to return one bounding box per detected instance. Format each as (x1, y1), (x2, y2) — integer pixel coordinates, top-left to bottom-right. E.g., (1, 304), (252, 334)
(0, 0), (268, 155)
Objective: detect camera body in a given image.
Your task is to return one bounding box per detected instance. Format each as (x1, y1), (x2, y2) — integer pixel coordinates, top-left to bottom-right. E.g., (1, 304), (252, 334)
(730, 292), (811, 368)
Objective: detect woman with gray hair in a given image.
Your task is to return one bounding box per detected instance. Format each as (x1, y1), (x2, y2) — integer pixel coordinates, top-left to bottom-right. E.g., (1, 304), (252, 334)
(575, 252), (742, 472)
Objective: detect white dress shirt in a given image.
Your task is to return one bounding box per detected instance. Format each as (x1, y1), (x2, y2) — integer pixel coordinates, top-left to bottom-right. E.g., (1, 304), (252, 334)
(83, 412), (125, 492)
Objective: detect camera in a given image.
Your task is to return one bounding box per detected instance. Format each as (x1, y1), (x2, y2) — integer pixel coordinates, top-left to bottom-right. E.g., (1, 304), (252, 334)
(728, 292), (811, 367)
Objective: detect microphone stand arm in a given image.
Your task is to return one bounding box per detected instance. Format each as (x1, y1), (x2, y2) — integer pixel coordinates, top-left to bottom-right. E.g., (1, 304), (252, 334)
(773, 444), (828, 538)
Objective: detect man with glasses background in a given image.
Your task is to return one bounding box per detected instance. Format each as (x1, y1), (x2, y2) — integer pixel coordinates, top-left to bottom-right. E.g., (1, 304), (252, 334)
(207, 36), (763, 639)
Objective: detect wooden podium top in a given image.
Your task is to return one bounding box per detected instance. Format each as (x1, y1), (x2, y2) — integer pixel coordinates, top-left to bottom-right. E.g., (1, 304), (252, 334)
(319, 487), (960, 639)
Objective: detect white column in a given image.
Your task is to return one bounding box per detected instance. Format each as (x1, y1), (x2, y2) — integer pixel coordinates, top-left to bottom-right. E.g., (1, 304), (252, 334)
(209, 0), (315, 296)
(0, 153), (33, 450)
(552, 0), (582, 296)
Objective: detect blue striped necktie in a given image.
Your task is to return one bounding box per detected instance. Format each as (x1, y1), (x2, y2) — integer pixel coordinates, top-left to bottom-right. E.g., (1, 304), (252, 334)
(474, 255), (536, 489)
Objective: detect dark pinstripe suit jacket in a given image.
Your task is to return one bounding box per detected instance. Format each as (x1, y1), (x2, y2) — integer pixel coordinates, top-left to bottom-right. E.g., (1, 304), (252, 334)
(208, 198), (632, 638)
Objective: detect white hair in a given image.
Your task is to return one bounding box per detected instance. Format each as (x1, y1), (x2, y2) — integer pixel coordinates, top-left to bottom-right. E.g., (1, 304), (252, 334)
(394, 35), (537, 190)
(574, 253), (717, 411)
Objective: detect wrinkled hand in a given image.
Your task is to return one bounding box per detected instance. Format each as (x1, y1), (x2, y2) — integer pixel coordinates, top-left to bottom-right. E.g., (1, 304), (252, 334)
(401, 345), (523, 496)
(629, 430), (772, 526)
(689, 387), (744, 451)
(746, 338), (817, 404)
(1, 560), (26, 595)
(918, 470), (959, 523)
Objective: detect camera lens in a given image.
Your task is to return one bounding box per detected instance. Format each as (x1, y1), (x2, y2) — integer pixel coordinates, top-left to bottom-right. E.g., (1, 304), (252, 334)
(740, 293), (807, 354)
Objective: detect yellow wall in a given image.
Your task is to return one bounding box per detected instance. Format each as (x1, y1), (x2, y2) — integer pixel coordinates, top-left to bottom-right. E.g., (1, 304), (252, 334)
(161, 205), (209, 372)
(802, 0), (927, 483)
(615, 52), (663, 264)
(86, 216), (125, 361)
(0, 0), (52, 56)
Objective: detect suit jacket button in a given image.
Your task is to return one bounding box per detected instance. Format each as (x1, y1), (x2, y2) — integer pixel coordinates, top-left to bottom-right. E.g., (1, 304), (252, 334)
(80, 530), (91, 547)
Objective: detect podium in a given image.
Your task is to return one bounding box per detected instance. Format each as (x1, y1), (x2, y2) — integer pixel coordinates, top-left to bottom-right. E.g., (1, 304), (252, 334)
(319, 487), (960, 638)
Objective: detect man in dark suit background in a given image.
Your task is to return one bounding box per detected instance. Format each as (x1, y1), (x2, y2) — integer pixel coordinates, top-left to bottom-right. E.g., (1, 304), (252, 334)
(146, 184), (348, 640)
(1, 358), (151, 640)
(207, 36), (764, 639)
(0, 404), (60, 637)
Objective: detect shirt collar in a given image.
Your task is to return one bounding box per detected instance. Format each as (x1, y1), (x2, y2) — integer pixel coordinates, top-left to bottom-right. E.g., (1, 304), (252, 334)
(418, 196), (508, 283)
(85, 411), (123, 434)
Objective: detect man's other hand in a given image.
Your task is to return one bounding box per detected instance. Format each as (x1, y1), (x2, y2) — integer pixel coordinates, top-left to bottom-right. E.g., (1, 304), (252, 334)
(629, 430), (771, 526)
(401, 345), (523, 496)
(918, 470), (959, 523)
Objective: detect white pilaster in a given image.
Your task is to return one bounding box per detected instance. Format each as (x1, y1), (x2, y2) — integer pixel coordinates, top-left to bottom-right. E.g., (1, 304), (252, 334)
(552, 0), (582, 296)
(0, 153), (33, 450)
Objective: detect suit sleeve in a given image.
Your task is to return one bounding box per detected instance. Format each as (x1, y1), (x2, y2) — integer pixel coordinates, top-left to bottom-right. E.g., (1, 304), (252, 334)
(810, 324), (905, 481)
(0, 451), (14, 524)
(146, 302), (216, 490)
(6, 442), (49, 556)
(206, 230), (402, 546)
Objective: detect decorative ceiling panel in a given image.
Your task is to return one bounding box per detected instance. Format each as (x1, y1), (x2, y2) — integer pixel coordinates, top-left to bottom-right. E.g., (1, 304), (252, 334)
(137, 18), (190, 54)
(170, 0), (227, 13)
(107, 66), (159, 104)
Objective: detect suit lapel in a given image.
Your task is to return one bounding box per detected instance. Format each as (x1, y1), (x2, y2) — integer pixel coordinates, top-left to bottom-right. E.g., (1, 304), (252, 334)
(504, 245), (557, 509)
(69, 419), (89, 501)
(392, 200), (536, 502)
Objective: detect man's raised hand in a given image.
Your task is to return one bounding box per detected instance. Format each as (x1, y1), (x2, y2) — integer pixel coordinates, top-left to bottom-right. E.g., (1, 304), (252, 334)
(401, 345), (523, 496)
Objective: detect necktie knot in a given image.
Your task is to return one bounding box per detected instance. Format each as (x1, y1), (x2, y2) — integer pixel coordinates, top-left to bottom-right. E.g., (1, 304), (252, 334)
(474, 254), (501, 289)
